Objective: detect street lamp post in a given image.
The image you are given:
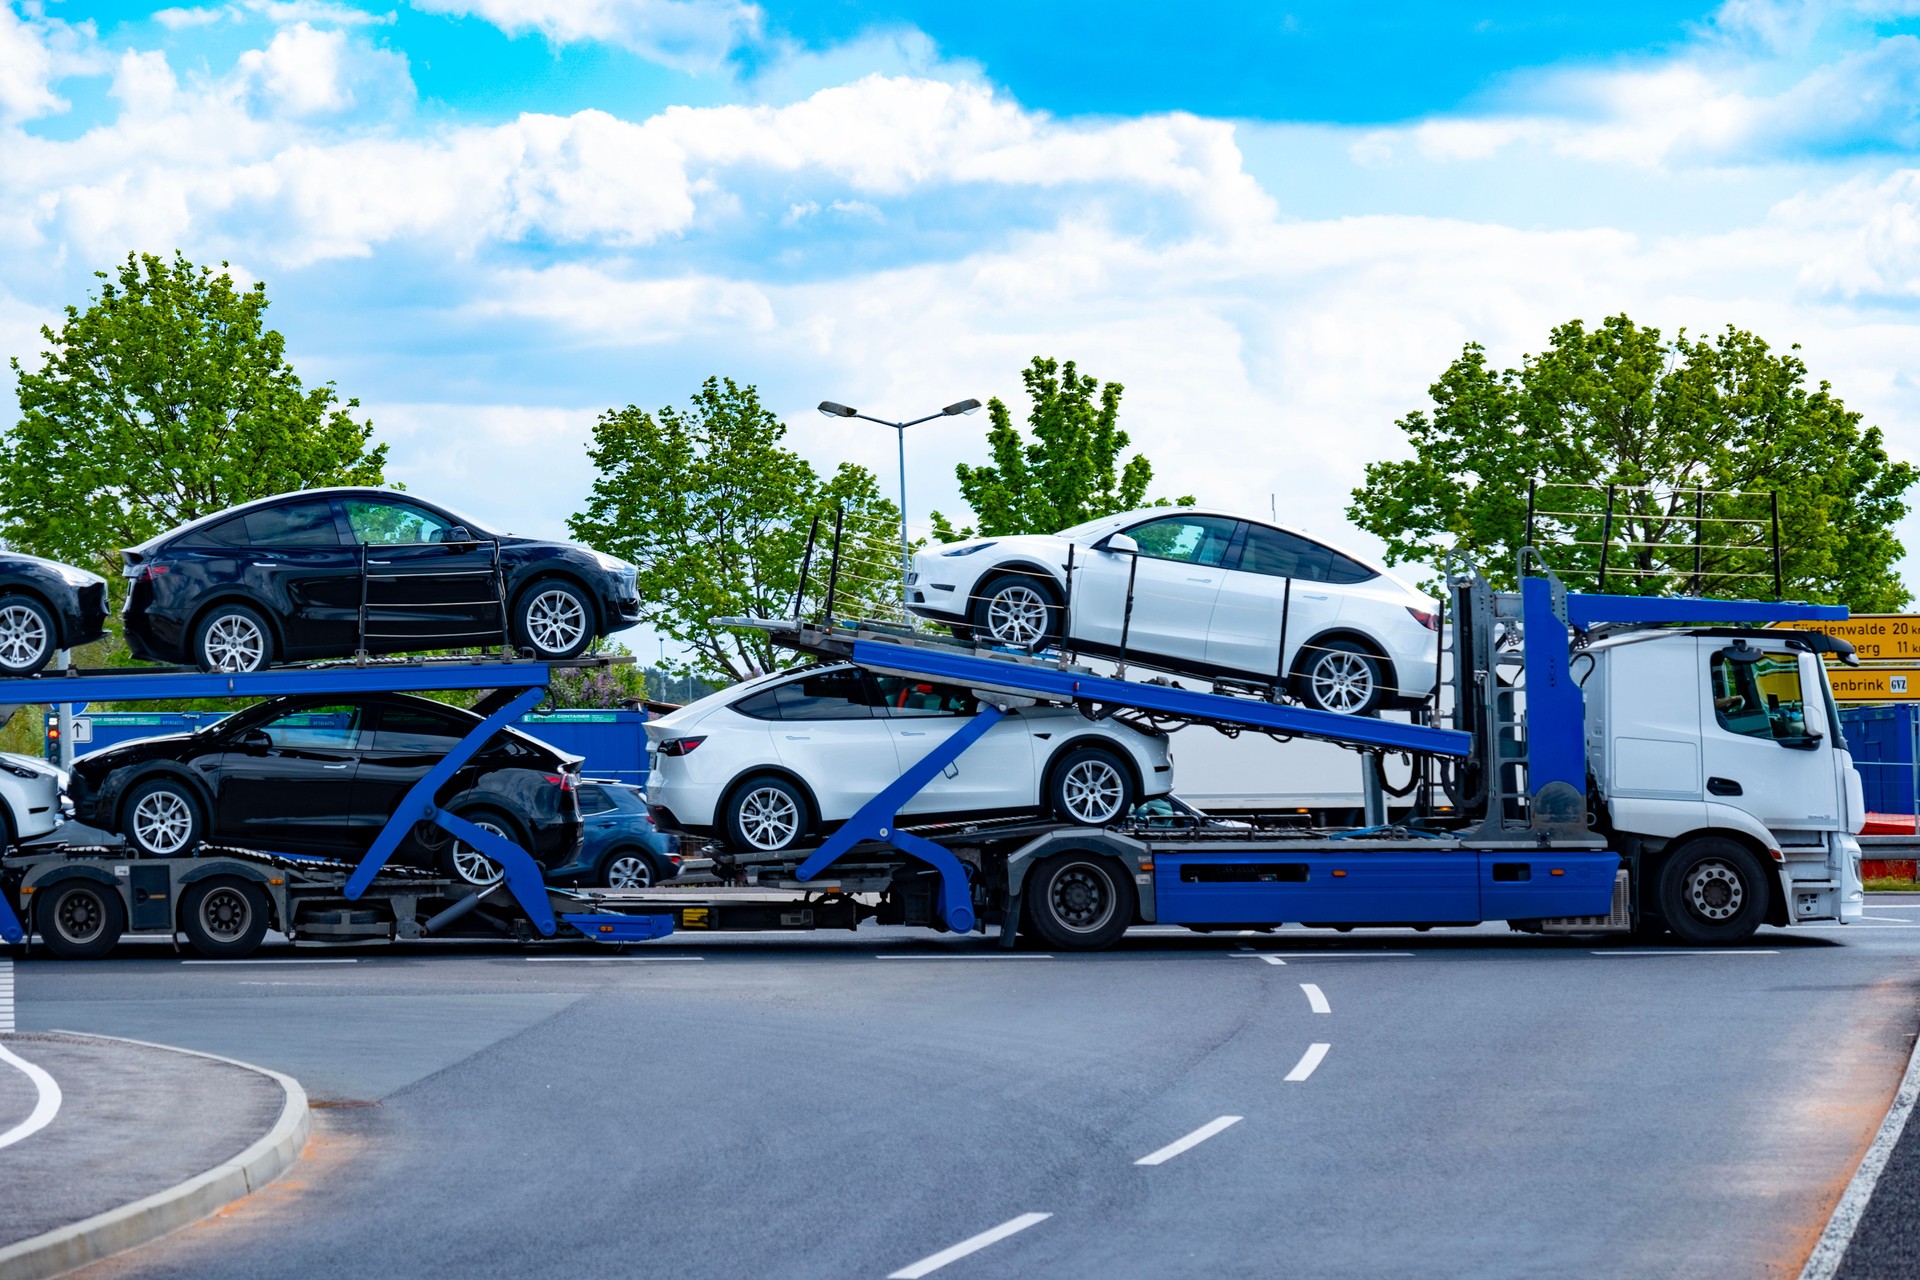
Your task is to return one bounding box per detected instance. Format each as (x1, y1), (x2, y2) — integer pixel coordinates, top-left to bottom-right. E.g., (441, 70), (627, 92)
(818, 397), (982, 622)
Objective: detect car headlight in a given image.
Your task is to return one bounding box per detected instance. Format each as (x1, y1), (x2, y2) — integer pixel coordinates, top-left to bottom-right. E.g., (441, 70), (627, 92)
(0, 761), (42, 780)
(589, 550), (635, 574)
(939, 542), (997, 557)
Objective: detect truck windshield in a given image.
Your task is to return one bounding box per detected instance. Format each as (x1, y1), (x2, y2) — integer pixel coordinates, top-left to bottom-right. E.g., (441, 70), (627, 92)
(1710, 650), (1810, 743)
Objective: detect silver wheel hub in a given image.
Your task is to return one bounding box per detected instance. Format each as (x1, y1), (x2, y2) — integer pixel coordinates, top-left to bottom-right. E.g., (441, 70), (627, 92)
(55, 890), (105, 943)
(452, 820), (508, 886)
(527, 589), (588, 654)
(607, 854), (652, 889)
(1062, 759), (1125, 824)
(985, 584), (1049, 647)
(0, 603), (49, 670)
(204, 615), (266, 672)
(1685, 860), (1745, 922)
(1310, 650), (1374, 713)
(1049, 863), (1116, 933)
(738, 787), (800, 850)
(199, 887), (251, 939)
(132, 790), (194, 855)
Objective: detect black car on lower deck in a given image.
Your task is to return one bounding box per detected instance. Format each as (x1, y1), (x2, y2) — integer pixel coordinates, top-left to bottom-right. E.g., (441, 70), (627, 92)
(0, 551), (111, 676)
(68, 692), (584, 882)
(120, 488), (642, 671)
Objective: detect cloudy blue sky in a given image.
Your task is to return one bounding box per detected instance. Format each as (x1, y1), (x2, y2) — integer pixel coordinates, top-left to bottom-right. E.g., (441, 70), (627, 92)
(3, 0), (1920, 655)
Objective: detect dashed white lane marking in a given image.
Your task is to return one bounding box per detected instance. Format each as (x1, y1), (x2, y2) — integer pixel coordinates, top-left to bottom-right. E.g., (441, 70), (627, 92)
(1260, 952), (1414, 959)
(1300, 983), (1331, 1014)
(0, 1038), (62, 1151)
(888, 1213), (1052, 1278)
(873, 954), (1054, 961)
(0, 957), (12, 1033)
(1285, 1043), (1331, 1082)
(524, 956), (705, 963)
(1590, 950), (1779, 957)
(1227, 952), (1288, 965)
(1135, 1115), (1243, 1166)
(182, 958), (360, 965)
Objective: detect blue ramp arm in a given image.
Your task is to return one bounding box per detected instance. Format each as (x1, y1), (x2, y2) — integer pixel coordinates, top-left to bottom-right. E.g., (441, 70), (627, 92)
(345, 685), (558, 935)
(0, 885), (20, 943)
(1566, 594), (1847, 629)
(0, 660), (563, 705)
(793, 705), (1008, 934)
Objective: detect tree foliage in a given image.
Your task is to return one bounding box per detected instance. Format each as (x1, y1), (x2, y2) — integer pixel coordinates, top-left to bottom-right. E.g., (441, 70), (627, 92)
(3, 251), (388, 578)
(1347, 315), (1915, 609)
(569, 377), (902, 686)
(932, 356), (1190, 540)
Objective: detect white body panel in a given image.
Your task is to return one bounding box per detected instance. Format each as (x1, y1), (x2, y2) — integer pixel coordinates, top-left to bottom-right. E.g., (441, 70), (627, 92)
(0, 751), (63, 842)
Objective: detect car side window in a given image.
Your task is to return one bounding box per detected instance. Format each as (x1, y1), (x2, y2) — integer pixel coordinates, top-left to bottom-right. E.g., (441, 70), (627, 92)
(577, 784), (617, 815)
(261, 704), (363, 750)
(1237, 525), (1332, 580)
(1125, 516), (1238, 567)
(370, 704), (467, 753)
(192, 516), (251, 548)
(1710, 651), (1810, 742)
(1323, 552), (1379, 585)
(869, 675), (976, 717)
(732, 670), (875, 721)
(244, 501), (345, 548)
(344, 500), (456, 546)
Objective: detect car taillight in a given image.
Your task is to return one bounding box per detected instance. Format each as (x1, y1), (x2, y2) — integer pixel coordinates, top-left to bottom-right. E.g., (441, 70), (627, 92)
(1407, 606), (1440, 631)
(123, 562), (168, 581)
(657, 736), (705, 757)
(543, 773), (578, 791)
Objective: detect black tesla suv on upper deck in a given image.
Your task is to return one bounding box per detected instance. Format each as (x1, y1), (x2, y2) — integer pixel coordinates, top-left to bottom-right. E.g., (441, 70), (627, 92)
(68, 692), (585, 884)
(120, 488), (641, 671)
(0, 550), (111, 676)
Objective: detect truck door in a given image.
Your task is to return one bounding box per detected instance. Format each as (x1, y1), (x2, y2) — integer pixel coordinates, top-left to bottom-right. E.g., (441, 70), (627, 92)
(1698, 643), (1843, 834)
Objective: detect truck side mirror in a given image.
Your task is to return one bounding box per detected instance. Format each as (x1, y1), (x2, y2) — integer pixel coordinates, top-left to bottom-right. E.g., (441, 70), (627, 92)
(1782, 730), (1824, 751)
(1099, 533), (1139, 555)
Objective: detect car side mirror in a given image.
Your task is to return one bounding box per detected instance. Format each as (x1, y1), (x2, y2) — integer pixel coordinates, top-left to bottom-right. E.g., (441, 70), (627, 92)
(445, 526), (475, 546)
(1099, 533), (1139, 555)
(240, 728), (272, 755)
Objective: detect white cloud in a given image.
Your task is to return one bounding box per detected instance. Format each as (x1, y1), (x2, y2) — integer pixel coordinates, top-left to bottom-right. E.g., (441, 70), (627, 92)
(153, 6), (229, 30)
(0, 4), (99, 124)
(408, 0), (760, 71)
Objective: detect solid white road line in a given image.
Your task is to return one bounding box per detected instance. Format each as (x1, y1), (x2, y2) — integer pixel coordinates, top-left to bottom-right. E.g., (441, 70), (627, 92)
(1590, 950), (1779, 957)
(0, 1042), (62, 1151)
(1135, 1115), (1244, 1166)
(1799, 1015), (1920, 1280)
(181, 958), (361, 965)
(1857, 915), (1918, 924)
(888, 1213), (1052, 1279)
(1260, 951), (1415, 959)
(1300, 983), (1331, 1014)
(1285, 1043), (1331, 1082)
(874, 954), (1054, 961)
(524, 956), (705, 963)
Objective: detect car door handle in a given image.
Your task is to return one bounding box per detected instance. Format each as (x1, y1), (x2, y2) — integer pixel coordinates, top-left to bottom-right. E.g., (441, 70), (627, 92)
(1186, 576), (1214, 584)
(322, 763), (351, 770)
(367, 559), (392, 565)
(900, 731), (928, 737)
(1707, 776), (1743, 796)
(784, 735), (809, 741)
(1299, 592), (1329, 600)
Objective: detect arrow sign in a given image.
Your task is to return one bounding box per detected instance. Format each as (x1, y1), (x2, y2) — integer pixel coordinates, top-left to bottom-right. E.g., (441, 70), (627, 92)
(1772, 616), (1920, 663)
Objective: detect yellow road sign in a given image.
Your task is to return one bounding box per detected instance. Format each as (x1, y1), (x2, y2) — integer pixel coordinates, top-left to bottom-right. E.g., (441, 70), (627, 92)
(1825, 666), (1920, 703)
(1771, 616), (1920, 663)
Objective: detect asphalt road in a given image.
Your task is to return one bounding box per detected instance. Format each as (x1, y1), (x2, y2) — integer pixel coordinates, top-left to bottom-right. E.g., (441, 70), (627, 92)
(13, 910), (1920, 1280)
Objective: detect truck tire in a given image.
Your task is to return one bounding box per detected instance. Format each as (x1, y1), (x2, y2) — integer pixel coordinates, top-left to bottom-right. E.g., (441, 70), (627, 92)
(1656, 838), (1768, 946)
(1048, 746), (1134, 826)
(1024, 851), (1136, 951)
(37, 880), (126, 960)
(181, 877), (270, 959)
(970, 574), (1061, 651)
(122, 777), (204, 858)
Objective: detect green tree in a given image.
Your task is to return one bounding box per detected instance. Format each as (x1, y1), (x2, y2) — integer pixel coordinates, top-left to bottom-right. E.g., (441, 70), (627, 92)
(3, 251), (388, 578)
(1347, 315), (1915, 609)
(570, 377), (902, 686)
(932, 356), (1190, 540)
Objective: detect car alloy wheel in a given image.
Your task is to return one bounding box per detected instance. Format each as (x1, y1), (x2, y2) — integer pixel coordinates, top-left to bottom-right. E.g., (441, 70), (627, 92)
(203, 613), (267, 672)
(1308, 648), (1376, 713)
(985, 583), (1050, 647)
(1684, 860), (1744, 922)
(737, 785), (801, 851)
(526, 588), (588, 655)
(1060, 757), (1126, 824)
(606, 852), (653, 889)
(132, 788), (195, 855)
(450, 818), (509, 886)
(0, 601), (50, 674)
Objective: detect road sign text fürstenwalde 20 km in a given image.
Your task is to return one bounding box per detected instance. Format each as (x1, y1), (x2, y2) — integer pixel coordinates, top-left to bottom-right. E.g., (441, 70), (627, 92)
(1772, 616), (1920, 663)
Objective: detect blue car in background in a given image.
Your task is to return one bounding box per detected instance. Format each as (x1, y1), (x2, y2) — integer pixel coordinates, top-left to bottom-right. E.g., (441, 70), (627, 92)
(548, 780), (680, 888)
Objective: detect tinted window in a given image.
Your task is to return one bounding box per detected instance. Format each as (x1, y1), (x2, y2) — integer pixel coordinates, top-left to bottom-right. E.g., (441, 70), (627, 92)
(1710, 651), (1810, 742)
(370, 704), (467, 753)
(732, 670), (874, 721)
(578, 784), (617, 815)
(192, 516), (251, 548)
(870, 675), (976, 717)
(1324, 553), (1378, 585)
(1237, 525), (1379, 586)
(1126, 516), (1237, 566)
(344, 500), (456, 546)
(187, 502), (340, 549)
(261, 704), (362, 750)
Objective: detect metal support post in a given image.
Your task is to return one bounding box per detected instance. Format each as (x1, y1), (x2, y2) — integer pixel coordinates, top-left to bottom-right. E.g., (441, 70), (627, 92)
(53, 650), (73, 772)
(1362, 752), (1387, 827)
(1598, 485), (1616, 591)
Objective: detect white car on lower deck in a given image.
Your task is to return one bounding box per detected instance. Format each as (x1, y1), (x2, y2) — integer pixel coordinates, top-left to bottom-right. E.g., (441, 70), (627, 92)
(645, 664), (1172, 853)
(0, 750), (65, 845)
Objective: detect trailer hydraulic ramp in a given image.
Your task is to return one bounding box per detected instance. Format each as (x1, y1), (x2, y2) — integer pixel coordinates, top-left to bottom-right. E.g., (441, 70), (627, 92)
(0, 657), (673, 948)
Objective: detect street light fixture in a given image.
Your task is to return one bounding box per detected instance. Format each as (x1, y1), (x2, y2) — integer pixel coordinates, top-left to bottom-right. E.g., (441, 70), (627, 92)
(818, 397), (983, 620)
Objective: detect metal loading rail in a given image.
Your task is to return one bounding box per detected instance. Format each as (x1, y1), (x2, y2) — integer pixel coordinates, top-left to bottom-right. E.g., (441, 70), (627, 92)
(0, 656), (673, 948)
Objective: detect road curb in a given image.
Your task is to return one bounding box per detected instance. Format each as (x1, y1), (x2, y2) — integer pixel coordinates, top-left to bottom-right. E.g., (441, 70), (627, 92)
(1799, 1019), (1920, 1280)
(0, 1032), (309, 1280)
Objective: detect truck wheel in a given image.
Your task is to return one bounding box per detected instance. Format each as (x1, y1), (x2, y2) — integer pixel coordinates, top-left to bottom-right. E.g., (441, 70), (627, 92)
(37, 880), (126, 960)
(724, 775), (810, 853)
(1294, 640), (1386, 716)
(1024, 851), (1136, 951)
(970, 574), (1061, 651)
(123, 778), (204, 858)
(181, 877), (270, 959)
(1048, 746), (1134, 826)
(1656, 838), (1768, 946)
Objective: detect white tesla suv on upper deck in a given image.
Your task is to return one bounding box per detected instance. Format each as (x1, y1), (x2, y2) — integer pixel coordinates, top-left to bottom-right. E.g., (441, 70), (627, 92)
(906, 507), (1440, 716)
(645, 664), (1172, 854)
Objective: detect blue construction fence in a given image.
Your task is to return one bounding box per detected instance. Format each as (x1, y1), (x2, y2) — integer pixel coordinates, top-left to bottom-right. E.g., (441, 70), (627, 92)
(46, 707), (650, 789)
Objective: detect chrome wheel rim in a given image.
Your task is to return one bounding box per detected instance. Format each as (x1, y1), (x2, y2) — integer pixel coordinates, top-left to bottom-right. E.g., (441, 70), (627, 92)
(199, 887), (251, 940)
(1061, 758), (1125, 824)
(985, 584), (1049, 647)
(132, 789), (194, 855)
(527, 589), (588, 654)
(54, 889), (105, 944)
(1685, 859), (1745, 922)
(0, 602), (49, 671)
(1048, 862), (1116, 934)
(451, 819), (508, 886)
(1310, 650), (1374, 713)
(738, 786), (800, 850)
(607, 854), (652, 889)
(204, 614), (266, 672)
